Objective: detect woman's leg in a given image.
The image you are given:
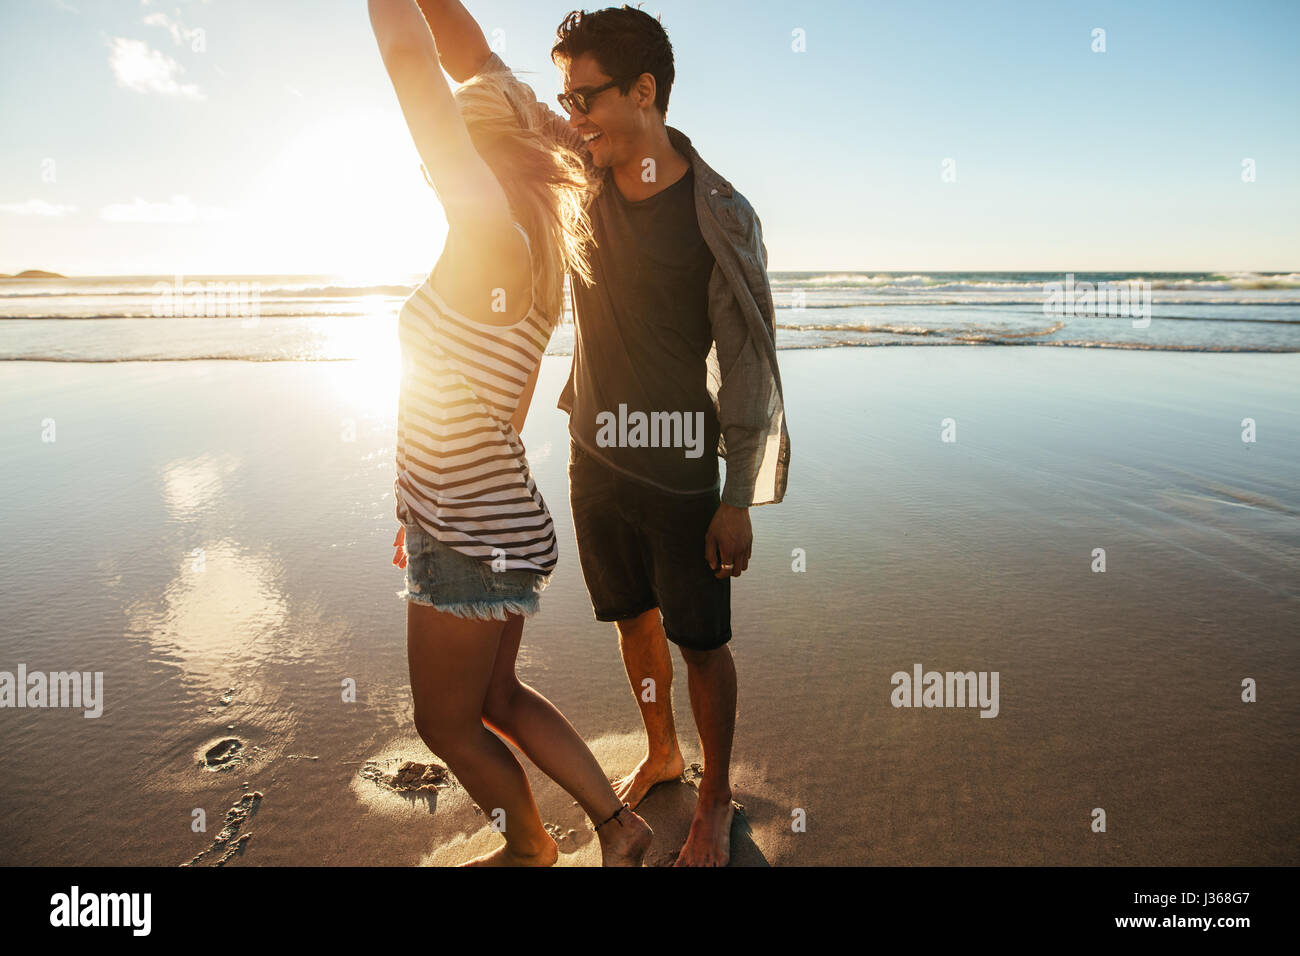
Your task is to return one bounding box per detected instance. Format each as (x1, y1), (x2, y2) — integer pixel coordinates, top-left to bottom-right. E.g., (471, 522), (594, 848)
(407, 601), (557, 866)
(482, 612), (652, 865)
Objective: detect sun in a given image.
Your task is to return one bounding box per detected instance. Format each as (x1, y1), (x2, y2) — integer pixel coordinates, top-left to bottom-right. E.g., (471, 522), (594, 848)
(243, 111), (448, 280)
(239, 110), (448, 409)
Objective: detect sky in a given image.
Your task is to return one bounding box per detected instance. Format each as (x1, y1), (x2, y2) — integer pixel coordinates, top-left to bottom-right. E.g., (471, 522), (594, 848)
(1, 0), (1297, 276)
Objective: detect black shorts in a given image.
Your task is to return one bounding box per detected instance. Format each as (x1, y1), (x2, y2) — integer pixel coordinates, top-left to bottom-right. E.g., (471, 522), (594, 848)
(568, 438), (731, 651)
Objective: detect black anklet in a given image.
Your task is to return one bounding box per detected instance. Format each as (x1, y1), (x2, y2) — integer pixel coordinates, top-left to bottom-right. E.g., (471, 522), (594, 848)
(594, 802), (629, 832)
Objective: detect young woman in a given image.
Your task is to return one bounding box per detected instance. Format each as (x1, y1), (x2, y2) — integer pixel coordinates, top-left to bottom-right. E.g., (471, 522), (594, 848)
(369, 0), (651, 866)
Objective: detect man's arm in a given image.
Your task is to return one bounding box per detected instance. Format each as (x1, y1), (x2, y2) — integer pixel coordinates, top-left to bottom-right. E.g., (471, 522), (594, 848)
(703, 262), (767, 579)
(702, 206), (788, 576)
(413, 0), (491, 82)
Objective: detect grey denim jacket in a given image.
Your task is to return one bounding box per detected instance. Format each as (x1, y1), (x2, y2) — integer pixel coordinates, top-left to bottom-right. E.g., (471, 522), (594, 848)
(477, 54), (791, 507)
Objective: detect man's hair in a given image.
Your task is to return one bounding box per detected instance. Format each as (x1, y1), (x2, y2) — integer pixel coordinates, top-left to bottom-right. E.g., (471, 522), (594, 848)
(551, 7), (675, 115)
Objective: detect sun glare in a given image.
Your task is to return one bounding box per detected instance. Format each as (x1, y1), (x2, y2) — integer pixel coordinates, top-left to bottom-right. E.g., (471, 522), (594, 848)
(239, 111), (440, 409)
(246, 112), (446, 280)
(320, 295), (404, 413)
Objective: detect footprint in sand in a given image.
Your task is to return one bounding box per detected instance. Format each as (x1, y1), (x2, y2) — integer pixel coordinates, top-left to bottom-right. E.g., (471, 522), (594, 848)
(543, 821), (585, 849)
(183, 790), (262, 867)
(201, 737), (243, 771)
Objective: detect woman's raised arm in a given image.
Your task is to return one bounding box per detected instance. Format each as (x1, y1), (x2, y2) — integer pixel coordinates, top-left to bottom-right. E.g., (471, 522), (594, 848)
(414, 0), (590, 165)
(367, 0), (510, 231)
(414, 0), (492, 83)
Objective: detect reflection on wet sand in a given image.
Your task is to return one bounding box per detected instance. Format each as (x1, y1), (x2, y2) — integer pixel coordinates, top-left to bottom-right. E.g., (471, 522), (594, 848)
(160, 453), (241, 518)
(127, 539), (288, 694)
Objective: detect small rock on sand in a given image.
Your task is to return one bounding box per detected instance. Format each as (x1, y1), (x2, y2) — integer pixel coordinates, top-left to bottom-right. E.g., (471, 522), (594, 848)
(359, 759), (449, 793)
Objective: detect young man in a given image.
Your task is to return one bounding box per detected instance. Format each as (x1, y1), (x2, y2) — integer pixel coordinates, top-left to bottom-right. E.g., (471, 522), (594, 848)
(418, 1), (790, 867)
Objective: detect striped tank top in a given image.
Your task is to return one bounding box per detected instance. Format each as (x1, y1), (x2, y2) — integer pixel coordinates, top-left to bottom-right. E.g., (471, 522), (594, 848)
(393, 221), (558, 574)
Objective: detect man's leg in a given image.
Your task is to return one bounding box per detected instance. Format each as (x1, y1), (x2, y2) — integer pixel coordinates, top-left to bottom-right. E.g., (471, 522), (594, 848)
(674, 643), (737, 867)
(568, 441), (681, 806)
(631, 479), (736, 866)
(612, 606), (685, 807)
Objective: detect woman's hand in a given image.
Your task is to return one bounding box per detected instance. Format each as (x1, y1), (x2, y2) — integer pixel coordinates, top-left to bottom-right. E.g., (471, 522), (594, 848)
(413, 0), (492, 82)
(393, 525), (408, 568)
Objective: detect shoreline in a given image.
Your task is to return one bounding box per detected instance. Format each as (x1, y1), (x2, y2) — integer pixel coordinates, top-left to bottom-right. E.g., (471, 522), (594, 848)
(2, 336), (1299, 365)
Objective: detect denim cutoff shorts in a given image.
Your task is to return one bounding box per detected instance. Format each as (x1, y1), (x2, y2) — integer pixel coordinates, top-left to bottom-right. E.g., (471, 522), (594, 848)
(397, 518), (550, 621)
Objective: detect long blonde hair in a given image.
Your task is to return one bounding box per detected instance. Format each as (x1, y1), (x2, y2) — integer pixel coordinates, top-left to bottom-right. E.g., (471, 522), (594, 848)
(452, 69), (594, 319)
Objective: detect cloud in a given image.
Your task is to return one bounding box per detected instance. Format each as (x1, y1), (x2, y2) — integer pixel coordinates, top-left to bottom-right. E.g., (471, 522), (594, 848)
(143, 12), (186, 45)
(99, 195), (229, 224)
(143, 10), (204, 49)
(0, 199), (79, 217)
(107, 37), (205, 100)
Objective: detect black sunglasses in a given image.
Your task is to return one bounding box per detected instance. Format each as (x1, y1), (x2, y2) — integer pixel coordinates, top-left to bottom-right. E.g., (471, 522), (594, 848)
(556, 75), (633, 116)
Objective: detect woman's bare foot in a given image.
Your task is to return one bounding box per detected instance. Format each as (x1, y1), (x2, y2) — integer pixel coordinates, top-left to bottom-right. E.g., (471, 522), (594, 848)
(597, 806), (653, 867)
(613, 750), (685, 809)
(460, 837), (558, 867)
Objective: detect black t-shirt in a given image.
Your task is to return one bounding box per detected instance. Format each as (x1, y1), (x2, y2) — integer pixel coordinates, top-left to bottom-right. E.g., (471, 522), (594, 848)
(558, 165), (720, 494)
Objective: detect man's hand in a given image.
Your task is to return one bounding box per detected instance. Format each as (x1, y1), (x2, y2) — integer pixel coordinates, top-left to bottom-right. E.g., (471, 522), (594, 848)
(393, 525), (408, 569)
(704, 502), (752, 578)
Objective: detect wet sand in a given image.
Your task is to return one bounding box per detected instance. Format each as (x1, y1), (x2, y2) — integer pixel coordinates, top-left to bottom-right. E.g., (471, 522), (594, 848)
(0, 346), (1297, 866)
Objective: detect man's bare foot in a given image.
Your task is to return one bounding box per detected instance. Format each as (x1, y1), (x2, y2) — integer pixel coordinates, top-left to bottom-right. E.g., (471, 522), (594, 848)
(613, 750), (685, 809)
(673, 789), (734, 867)
(459, 837), (558, 867)
(597, 806), (653, 867)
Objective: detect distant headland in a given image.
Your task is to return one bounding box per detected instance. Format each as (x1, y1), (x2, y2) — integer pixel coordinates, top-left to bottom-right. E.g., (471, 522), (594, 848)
(0, 270), (66, 279)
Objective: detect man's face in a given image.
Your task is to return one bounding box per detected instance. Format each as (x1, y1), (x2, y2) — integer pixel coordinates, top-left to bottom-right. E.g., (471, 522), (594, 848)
(560, 52), (646, 169)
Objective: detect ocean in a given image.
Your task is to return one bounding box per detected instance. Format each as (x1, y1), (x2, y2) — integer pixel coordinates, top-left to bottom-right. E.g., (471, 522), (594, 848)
(1, 271), (1298, 362)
